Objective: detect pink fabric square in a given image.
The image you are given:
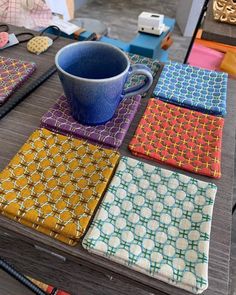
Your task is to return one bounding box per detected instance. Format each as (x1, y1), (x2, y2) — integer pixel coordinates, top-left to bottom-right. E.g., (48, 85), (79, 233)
(188, 43), (224, 71)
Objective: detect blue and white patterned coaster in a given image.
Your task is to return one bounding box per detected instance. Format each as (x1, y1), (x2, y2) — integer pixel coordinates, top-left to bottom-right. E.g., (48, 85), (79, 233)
(83, 156), (217, 294)
(153, 61), (228, 116)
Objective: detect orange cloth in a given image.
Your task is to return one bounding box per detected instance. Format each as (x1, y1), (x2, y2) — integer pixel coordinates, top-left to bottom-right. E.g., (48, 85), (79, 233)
(220, 51), (236, 76)
(129, 99), (224, 178)
(0, 128), (120, 245)
(196, 30), (236, 54)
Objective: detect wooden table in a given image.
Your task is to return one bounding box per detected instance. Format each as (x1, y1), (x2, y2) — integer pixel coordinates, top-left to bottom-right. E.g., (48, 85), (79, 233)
(0, 28), (236, 295)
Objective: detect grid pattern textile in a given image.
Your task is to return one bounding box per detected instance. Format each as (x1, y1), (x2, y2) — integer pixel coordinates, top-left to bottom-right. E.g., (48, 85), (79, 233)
(0, 128), (120, 245)
(40, 95), (141, 148)
(153, 61), (228, 116)
(129, 99), (224, 178)
(82, 156), (217, 294)
(0, 0), (52, 30)
(125, 53), (160, 93)
(0, 56), (36, 105)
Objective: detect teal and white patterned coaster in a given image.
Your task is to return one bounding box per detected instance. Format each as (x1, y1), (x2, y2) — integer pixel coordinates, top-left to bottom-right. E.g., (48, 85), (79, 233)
(126, 53), (160, 95)
(82, 156), (217, 294)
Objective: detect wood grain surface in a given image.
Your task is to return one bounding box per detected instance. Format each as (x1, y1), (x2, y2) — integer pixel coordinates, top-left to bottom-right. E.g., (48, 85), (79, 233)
(0, 269), (35, 295)
(0, 27), (235, 295)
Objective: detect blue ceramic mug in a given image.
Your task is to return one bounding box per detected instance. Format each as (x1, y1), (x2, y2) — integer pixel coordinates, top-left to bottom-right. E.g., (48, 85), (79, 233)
(55, 41), (153, 125)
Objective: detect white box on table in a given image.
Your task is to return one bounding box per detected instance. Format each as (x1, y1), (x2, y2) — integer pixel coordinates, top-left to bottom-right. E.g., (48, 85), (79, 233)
(138, 12), (165, 36)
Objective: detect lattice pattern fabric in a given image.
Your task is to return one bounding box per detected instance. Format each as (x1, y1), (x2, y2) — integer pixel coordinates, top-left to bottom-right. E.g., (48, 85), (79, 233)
(0, 128), (120, 245)
(83, 156), (217, 294)
(41, 95), (141, 148)
(153, 61), (228, 116)
(0, 56), (36, 105)
(129, 99), (224, 178)
(0, 0), (52, 30)
(125, 53), (160, 92)
(27, 36), (52, 55)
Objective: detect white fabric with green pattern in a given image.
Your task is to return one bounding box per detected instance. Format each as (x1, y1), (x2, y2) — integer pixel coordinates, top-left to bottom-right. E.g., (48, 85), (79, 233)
(82, 156), (217, 294)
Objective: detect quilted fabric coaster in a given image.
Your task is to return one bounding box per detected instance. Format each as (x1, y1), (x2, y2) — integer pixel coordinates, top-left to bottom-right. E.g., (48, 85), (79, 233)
(0, 56), (36, 105)
(83, 156), (217, 294)
(40, 95), (141, 148)
(0, 128), (119, 245)
(153, 61), (228, 116)
(125, 53), (160, 92)
(129, 99), (224, 178)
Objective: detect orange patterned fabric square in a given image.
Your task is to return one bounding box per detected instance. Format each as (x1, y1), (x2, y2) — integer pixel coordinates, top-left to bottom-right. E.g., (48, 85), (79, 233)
(0, 128), (120, 245)
(129, 99), (224, 178)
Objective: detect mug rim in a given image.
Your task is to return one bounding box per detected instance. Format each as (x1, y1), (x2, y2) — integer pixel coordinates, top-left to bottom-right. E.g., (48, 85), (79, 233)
(55, 41), (130, 82)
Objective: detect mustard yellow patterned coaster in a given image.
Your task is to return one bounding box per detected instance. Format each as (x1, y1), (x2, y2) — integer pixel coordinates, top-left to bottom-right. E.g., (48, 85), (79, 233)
(27, 36), (52, 55)
(0, 128), (120, 245)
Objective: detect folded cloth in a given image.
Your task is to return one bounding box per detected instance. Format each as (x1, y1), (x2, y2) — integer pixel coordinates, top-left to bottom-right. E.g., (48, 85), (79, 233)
(153, 61), (228, 116)
(0, 128), (119, 245)
(220, 51), (236, 77)
(0, 56), (36, 105)
(83, 156), (217, 294)
(188, 44), (224, 72)
(40, 95), (141, 148)
(0, 0), (52, 30)
(125, 53), (160, 93)
(129, 99), (224, 178)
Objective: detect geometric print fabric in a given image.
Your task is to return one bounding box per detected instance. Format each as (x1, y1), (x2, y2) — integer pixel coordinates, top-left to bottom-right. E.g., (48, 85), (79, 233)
(125, 52), (160, 93)
(82, 156), (217, 294)
(153, 61), (228, 116)
(129, 99), (224, 178)
(0, 128), (120, 245)
(40, 53), (159, 148)
(27, 36), (52, 55)
(0, 56), (36, 105)
(40, 95), (141, 149)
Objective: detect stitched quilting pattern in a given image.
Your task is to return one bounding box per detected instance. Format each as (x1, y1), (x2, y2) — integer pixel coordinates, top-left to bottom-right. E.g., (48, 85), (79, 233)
(129, 99), (224, 178)
(125, 53), (160, 92)
(0, 56), (36, 104)
(27, 36), (52, 55)
(153, 61), (228, 116)
(40, 95), (141, 148)
(0, 128), (120, 245)
(83, 156), (217, 294)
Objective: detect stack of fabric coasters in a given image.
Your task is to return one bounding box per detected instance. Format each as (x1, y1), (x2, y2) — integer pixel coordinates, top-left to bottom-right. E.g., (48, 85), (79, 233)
(126, 53), (160, 92)
(0, 56), (36, 105)
(129, 99), (224, 178)
(40, 95), (141, 148)
(0, 128), (119, 245)
(153, 61), (228, 116)
(83, 156), (217, 294)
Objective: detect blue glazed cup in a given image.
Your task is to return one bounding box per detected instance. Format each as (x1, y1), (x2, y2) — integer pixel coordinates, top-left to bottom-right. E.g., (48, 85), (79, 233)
(55, 41), (153, 125)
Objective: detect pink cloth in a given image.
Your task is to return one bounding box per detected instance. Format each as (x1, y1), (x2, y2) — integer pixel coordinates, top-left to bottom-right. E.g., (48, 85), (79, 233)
(0, 0), (52, 30)
(188, 43), (224, 71)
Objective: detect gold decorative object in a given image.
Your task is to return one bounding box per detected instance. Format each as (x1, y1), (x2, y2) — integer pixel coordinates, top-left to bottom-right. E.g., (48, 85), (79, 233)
(213, 0), (236, 24)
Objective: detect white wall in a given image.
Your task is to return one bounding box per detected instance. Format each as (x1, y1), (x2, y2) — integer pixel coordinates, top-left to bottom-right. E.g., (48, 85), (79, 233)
(176, 0), (205, 37)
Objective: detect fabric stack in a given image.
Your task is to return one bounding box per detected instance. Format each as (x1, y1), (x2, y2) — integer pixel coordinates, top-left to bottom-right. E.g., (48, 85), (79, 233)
(129, 98), (224, 178)
(83, 156), (217, 294)
(0, 128), (119, 245)
(0, 56), (36, 105)
(153, 61), (228, 116)
(40, 94), (141, 148)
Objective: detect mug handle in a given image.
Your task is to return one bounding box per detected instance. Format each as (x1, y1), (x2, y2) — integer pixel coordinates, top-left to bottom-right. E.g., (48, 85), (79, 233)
(123, 64), (153, 99)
